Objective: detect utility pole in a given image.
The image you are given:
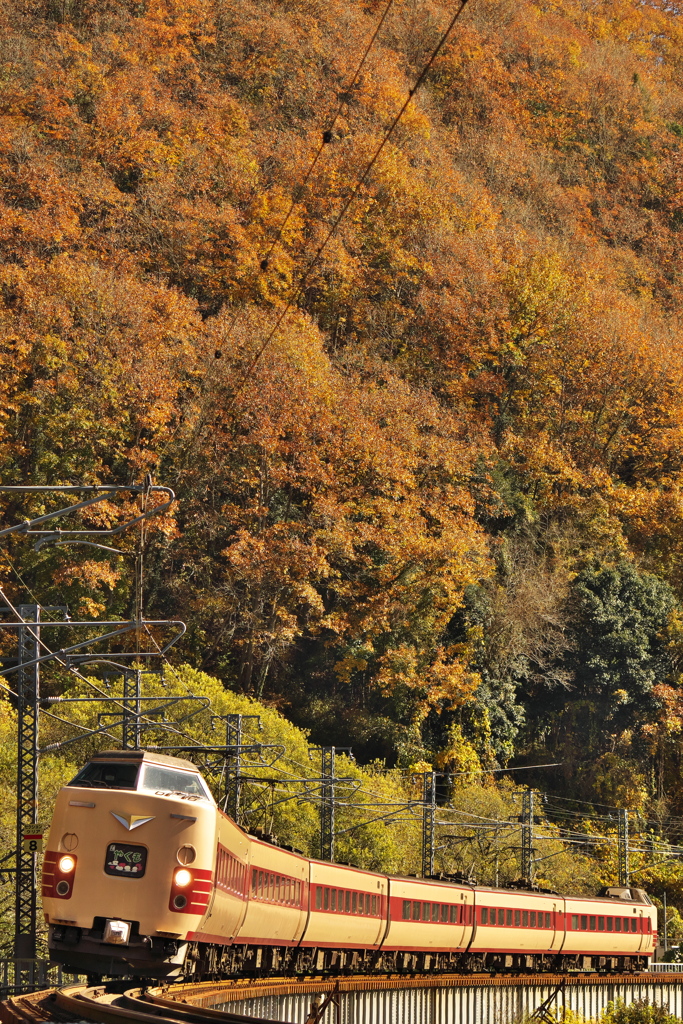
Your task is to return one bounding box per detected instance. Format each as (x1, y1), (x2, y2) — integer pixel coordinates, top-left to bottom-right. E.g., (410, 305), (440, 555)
(321, 747), (336, 863)
(220, 714), (261, 823)
(14, 605), (40, 959)
(618, 808), (630, 886)
(422, 771), (436, 879)
(122, 669), (142, 749)
(521, 788), (535, 884)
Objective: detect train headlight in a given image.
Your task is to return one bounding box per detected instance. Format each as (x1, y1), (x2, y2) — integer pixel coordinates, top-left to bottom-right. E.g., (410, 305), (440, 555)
(174, 868), (192, 887)
(58, 855), (76, 873)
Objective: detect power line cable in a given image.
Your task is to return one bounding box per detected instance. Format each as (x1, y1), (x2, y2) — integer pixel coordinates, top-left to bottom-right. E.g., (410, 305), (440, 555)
(226, 0), (473, 408)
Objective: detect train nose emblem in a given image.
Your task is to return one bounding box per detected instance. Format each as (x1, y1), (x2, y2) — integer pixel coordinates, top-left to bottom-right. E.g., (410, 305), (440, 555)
(111, 812), (155, 831)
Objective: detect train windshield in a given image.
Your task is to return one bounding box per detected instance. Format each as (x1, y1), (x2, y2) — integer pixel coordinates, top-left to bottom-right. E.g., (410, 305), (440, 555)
(68, 762), (140, 790)
(139, 764), (213, 801)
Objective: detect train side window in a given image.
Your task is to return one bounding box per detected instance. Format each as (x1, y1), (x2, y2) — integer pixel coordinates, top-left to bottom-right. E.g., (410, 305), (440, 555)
(258, 871), (264, 896)
(412, 900), (420, 921)
(615, 918), (621, 932)
(498, 909), (505, 926)
(589, 916), (596, 930)
(530, 911), (536, 927)
(403, 900), (411, 920)
(421, 902), (429, 921)
(450, 906), (457, 923)
(631, 919), (637, 933)
(581, 915), (587, 930)
(373, 895), (378, 915)
(324, 888), (330, 911)
(316, 887), (322, 910)
(598, 916), (605, 931)
(441, 905), (448, 923)
(537, 913), (543, 929)
(571, 915), (578, 930)
(352, 892), (357, 914)
(522, 911), (528, 927)
(514, 910), (521, 926)
(251, 869), (258, 896)
(606, 918), (613, 932)
(331, 889), (336, 911)
(431, 904), (438, 922)
(506, 909), (512, 926)
(481, 908), (488, 925)
(545, 913), (551, 928)
(345, 891), (350, 913)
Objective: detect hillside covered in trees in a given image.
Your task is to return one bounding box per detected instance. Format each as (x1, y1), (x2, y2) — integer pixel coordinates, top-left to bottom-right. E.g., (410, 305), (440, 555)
(4, 0), (683, 842)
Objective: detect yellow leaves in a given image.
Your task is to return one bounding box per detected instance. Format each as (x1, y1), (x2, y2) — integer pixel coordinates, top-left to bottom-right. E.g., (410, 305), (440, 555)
(53, 558), (122, 590)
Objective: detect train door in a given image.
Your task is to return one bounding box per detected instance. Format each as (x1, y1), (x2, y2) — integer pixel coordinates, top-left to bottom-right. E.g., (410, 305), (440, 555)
(550, 900), (565, 952)
(638, 908), (647, 953)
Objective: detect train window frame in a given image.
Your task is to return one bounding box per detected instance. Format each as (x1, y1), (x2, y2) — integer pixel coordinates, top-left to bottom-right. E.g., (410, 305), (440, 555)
(441, 905), (448, 923)
(403, 899), (411, 920)
(352, 892), (358, 914)
(598, 916), (605, 932)
(530, 911), (536, 927)
(331, 889), (336, 912)
(590, 916), (596, 930)
(545, 913), (551, 928)
(498, 909), (505, 926)
(68, 761), (140, 791)
(615, 918), (622, 932)
(571, 915), (578, 930)
(139, 764), (213, 802)
(412, 900), (420, 921)
(607, 917), (613, 932)
(581, 915), (587, 930)
(522, 911), (528, 927)
(345, 891), (350, 913)
(514, 910), (520, 927)
(631, 919), (637, 933)
(450, 905), (457, 923)
(481, 907), (488, 925)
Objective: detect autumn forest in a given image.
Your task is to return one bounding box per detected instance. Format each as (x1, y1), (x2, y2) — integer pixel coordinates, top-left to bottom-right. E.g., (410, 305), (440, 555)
(5, 0), (683, 905)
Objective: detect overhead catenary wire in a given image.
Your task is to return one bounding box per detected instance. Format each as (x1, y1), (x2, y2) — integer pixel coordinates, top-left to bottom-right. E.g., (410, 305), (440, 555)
(227, 0), (473, 407)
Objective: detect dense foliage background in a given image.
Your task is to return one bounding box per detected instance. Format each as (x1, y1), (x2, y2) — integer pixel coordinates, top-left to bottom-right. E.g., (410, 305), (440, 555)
(5, 0), (683, 926)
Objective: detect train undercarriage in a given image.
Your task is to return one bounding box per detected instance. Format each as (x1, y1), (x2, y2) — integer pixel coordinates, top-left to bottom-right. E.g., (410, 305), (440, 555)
(50, 924), (650, 982)
(185, 941), (650, 981)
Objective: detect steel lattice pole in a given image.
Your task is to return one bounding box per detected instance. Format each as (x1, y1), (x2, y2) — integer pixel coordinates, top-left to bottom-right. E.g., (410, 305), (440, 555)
(320, 747), (335, 862)
(618, 808), (630, 886)
(422, 772), (436, 879)
(14, 605), (40, 959)
(521, 788), (534, 884)
(225, 715), (243, 823)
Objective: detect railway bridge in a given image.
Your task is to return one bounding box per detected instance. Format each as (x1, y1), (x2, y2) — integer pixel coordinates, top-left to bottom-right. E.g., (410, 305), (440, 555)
(3, 971), (683, 1024)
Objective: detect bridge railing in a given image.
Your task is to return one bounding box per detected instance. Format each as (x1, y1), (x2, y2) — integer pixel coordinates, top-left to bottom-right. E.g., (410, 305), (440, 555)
(0, 959), (85, 996)
(651, 963), (683, 972)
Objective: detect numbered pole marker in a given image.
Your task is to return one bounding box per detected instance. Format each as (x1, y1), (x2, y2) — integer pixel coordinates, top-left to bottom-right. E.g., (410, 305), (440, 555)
(22, 833), (43, 853)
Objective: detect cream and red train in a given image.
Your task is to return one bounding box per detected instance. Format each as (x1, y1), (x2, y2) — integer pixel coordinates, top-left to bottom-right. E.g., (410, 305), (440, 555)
(42, 750), (657, 979)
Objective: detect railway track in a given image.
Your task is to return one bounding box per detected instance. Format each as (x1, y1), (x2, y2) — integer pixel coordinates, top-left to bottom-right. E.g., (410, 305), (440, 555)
(1, 973), (681, 1024)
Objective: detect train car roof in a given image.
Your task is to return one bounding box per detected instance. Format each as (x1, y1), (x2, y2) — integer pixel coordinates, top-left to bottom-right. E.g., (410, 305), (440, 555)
(89, 748), (200, 773)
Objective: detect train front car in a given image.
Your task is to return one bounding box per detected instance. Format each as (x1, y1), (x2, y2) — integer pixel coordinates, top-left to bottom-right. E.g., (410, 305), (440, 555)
(43, 750), (217, 979)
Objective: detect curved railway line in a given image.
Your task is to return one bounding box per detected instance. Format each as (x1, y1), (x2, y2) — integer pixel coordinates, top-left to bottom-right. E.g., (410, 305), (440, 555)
(2, 973), (683, 1024)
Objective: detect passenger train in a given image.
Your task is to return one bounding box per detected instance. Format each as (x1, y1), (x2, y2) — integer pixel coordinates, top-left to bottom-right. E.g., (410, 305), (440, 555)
(42, 749), (657, 979)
